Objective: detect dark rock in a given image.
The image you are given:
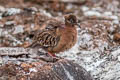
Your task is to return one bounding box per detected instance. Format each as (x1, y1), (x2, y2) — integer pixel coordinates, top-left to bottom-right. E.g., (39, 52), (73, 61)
(0, 59), (93, 80)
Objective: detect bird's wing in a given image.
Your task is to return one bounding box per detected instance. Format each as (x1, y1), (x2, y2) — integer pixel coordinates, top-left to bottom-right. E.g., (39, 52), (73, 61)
(29, 19), (63, 48)
(30, 30), (60, 48)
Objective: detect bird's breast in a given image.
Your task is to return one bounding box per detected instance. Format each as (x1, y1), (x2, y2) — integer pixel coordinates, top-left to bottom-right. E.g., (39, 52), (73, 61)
(48, 27), (77, 53)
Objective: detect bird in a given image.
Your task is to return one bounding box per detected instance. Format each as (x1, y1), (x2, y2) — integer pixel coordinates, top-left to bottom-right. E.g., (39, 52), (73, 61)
(27, 14), (78, 57)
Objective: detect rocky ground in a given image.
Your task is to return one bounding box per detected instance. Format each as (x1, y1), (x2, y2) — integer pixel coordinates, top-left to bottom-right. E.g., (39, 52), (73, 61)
(0, 0), (120, 80)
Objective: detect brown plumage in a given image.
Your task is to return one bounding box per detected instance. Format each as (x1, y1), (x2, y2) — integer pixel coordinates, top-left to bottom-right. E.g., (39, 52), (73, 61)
(28, 14), (78, 57)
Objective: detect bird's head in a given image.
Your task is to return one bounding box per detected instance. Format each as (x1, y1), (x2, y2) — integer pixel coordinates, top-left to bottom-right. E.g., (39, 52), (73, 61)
(65, 14), (78, 26)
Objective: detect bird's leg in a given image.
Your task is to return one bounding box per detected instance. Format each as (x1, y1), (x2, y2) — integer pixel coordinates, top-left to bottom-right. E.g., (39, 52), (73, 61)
(37, 52), (59, 62)
(47, 52), (56, 57)
(47, 52), (63, 59)
(32, 51), (59, 62)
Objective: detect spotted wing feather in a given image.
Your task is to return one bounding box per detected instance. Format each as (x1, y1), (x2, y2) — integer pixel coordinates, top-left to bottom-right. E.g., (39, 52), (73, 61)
(31, 31), (60, 48)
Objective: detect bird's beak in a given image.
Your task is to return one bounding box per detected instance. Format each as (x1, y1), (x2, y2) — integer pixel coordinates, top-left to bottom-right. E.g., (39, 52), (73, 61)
(74, 21), (80, 27)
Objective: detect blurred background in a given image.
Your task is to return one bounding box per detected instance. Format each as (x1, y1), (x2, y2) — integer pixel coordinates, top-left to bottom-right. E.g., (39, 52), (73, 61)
(0, 0), (120, 80)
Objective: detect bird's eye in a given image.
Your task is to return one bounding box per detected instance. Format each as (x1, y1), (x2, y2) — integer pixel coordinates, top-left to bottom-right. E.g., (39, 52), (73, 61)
(68, 18), (74, 24)
(69, 19), (74, 23)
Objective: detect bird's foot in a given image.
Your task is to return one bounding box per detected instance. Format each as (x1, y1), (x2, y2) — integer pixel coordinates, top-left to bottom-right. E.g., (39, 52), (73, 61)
(35, 51), (62, 62)
(33, 56), (60, 62)
(47, 52), (63, 59)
